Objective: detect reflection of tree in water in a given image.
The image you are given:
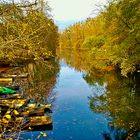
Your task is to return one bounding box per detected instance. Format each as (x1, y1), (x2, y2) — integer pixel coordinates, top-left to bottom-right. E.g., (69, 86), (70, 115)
(58, 48), (140, 139)
(86, 71), (140, 140)
(7, 60), (59, 104)
(58, 48), (95, 73)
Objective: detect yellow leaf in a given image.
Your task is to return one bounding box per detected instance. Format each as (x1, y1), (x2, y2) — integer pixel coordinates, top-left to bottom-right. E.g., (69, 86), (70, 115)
(5, 114), (11, 120)
(43, 133), (47, 137)
(34, 58), (38, 60)
(14, 110), (19, 115)
(45, 104), (51, 108)
(40, 132), (47, 137)
(37, 134), (41, 139)
(27, 104), (36, 108)
(40, 132), (44, 134)
(3, 118), (9, 123)
(6, 110), (11, 114)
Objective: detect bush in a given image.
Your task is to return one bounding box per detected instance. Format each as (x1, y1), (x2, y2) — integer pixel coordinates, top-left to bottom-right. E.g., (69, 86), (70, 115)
(82, 36), (106, 49)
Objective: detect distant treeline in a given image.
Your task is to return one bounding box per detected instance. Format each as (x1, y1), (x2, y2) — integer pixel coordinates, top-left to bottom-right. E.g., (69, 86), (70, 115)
(60, 0), (140, 76)
(0, 0), (58, 65)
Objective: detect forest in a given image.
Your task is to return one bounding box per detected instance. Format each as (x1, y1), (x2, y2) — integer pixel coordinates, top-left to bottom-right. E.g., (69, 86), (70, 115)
(0, 0), (140, 139)
(0, 0), (58, 65)
(59, 0), (140, 77)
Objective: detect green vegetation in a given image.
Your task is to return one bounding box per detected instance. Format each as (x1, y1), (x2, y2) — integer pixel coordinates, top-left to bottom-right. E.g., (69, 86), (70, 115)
(0, 0), (58, 65)
(57, 0), (140, 138)
(0, 1), (59, 139)
(88, 71), (140, 139)
(59, 0), (140, 77)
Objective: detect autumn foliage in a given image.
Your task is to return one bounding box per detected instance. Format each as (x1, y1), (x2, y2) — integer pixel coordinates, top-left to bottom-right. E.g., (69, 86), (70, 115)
(59, 0), (140, 76)
(0, 0), (58, 65)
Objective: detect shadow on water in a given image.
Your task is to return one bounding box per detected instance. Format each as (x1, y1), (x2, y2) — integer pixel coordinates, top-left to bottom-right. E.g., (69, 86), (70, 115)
(4, 59), (60, 104)
(0, 59), (60, 139)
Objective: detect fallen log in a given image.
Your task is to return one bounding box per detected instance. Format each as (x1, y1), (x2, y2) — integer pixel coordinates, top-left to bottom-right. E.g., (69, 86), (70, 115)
(18, 105), (52, 117)
(26, 104), (51, 109)
(0, 99), (28, 108)
(18, 108), (45, 117)
(21, 116), (52, 127)
(26, 104), (52, 112)
(0, 116), (52, 131)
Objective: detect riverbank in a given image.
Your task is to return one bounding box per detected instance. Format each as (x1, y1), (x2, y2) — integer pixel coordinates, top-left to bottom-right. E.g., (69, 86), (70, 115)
(0, 59), (59, 139)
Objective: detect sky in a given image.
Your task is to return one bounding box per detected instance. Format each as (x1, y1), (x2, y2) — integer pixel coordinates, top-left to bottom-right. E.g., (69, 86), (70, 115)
(48, 0), (107, 21)
(13, 0), (107, 30)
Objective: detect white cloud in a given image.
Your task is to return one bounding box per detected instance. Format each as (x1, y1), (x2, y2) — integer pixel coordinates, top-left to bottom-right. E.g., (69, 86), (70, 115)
(48, 0), (107, 21)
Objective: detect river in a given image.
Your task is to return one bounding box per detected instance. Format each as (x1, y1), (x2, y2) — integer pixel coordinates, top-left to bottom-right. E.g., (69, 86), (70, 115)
(1, 49), (140, 139)
(47, 60), (109, 140)
(18, 57), (140, 140)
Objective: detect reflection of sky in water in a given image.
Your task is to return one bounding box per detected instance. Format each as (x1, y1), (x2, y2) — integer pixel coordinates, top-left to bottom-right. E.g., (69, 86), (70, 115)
(91, 82), (107, 97)
(19, 61), (127, 140)
(47, 62), (111, 140)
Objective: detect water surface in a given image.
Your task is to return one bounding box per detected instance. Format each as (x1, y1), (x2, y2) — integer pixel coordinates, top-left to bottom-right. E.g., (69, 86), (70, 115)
(47, 61), (110, 140)
(8, 55), (139, 140)
(46, 60), (139, 140)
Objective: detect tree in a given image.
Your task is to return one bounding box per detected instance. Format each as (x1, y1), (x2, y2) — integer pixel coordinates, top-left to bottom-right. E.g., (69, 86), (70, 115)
(0, 0), (58, 65)
(104, 0), (140, 76)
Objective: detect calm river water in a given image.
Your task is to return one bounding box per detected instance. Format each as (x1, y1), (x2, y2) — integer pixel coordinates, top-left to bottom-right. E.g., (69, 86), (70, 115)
(18, 57), (140, 140)
(47, 60), (110, 140)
